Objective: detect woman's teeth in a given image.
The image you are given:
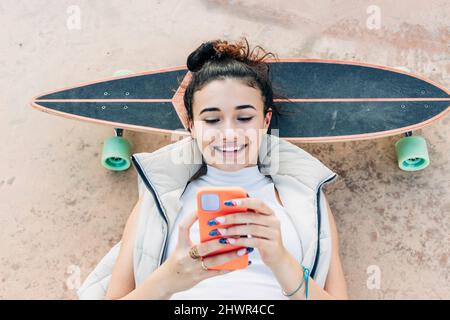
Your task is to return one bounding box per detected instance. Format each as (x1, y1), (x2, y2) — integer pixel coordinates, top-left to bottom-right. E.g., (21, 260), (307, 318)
(213, 144), (247, 152)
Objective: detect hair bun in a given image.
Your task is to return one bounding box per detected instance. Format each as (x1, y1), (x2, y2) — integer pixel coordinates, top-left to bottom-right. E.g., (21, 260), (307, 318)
(186, 39), (249, 72)
(186, 41), (217, 72)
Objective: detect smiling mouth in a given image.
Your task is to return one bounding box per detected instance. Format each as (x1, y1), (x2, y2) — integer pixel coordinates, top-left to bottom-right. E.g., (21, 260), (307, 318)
(212, 143), (248, 155)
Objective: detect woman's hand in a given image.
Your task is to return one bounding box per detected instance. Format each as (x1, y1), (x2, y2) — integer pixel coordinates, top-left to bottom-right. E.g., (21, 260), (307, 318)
(160, 210), (250, 295)
(210, 197), (289, 271)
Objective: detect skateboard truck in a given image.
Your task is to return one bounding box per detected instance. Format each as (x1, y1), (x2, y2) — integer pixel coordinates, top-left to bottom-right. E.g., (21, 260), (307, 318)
(115, 128), (123, 137)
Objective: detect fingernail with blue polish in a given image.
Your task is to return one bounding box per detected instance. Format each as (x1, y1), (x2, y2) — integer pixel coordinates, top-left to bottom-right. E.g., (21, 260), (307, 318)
(209, 229), (218, 236)
(246, 247), (254, 253)
(207, 219), (218, 226)
(224, 200), (235, 206)
(248, 260), (252, 265)
(208, 216), (225, 226)
(219, 238), (227, 244)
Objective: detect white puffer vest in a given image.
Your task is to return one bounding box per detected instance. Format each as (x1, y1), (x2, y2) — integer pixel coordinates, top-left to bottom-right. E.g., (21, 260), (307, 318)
(77, 133), (338, 299)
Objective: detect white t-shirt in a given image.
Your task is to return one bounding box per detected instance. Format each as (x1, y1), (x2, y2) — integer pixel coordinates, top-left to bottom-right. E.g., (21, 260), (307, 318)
(167, 164), (302, 300)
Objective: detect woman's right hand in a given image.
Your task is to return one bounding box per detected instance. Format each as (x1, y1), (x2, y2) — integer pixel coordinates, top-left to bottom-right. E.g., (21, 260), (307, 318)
(159, 210), (248, 295)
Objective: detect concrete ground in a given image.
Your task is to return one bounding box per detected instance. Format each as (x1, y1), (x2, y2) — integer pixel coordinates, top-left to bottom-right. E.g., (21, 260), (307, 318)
(0, 0), (448, 299)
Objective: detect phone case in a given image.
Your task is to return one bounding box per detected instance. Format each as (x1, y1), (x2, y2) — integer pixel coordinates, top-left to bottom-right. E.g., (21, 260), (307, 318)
(196, 186), (251, 270)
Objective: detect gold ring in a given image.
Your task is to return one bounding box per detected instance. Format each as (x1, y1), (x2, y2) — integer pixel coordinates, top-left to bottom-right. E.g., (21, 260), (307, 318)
(201, 260), (209, 271)
(189, 245), (200, 260)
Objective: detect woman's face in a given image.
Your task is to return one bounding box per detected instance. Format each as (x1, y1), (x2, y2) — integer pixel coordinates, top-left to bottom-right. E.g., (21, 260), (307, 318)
(189, 78), (272, 172)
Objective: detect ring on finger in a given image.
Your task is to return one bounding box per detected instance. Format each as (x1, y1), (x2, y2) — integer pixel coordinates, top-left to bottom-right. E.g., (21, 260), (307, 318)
(189, 245), (200, 260)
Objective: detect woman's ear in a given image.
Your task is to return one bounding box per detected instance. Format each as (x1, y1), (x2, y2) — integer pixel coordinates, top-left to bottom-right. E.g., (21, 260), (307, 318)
(188, 119), (195, 139)
(264, 108), (273, 128)
(261, 108), (272, 136)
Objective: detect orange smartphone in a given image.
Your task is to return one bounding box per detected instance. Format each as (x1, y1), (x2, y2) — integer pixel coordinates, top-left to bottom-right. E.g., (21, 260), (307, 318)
(196, 186), (251, 270)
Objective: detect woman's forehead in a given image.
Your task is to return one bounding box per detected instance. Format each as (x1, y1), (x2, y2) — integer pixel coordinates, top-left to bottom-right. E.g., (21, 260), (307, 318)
(193, 79), (263, 111)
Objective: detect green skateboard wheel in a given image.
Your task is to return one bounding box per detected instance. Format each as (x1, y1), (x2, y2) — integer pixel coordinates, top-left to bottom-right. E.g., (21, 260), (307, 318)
(101, 136), (131, 171)
(395, 136), (430, 171)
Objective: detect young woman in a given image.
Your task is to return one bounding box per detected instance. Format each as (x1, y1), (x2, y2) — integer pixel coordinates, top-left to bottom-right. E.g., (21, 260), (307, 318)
(78, 38), (348, 300)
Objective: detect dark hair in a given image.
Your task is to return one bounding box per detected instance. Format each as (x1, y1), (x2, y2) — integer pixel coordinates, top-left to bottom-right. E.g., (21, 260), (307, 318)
(181, 37), (288, 183)
(183, 37), (283, 133)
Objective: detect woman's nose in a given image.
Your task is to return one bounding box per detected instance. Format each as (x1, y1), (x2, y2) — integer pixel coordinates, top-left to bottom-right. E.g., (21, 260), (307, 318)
(223, 128), (239, 140)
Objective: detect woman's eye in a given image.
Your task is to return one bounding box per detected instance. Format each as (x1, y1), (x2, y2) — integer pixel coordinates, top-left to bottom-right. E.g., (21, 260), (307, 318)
(204, 119), (219, 124)
(203, 117), (254, 124)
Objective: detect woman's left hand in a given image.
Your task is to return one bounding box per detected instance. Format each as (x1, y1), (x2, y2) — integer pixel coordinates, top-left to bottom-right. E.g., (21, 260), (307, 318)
(211, 197), (289, 270)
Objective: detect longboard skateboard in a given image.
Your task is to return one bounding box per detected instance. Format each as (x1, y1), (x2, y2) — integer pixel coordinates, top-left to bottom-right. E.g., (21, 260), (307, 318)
(31, 59), (450, 172)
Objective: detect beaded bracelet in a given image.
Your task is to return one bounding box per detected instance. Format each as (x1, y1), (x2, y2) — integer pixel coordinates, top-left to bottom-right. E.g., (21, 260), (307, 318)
(281, 266), (310, 299)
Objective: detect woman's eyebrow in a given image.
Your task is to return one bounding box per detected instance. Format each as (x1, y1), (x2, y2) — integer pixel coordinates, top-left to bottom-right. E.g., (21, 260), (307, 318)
(199, 104), (256, 115)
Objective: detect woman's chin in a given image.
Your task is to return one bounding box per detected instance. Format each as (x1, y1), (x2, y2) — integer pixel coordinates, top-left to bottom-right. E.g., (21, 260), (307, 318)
(209, 155), (259, 170)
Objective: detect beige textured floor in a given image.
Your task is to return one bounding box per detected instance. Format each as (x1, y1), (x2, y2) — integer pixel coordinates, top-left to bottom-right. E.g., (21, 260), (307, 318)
(0, 0), (449, 299)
